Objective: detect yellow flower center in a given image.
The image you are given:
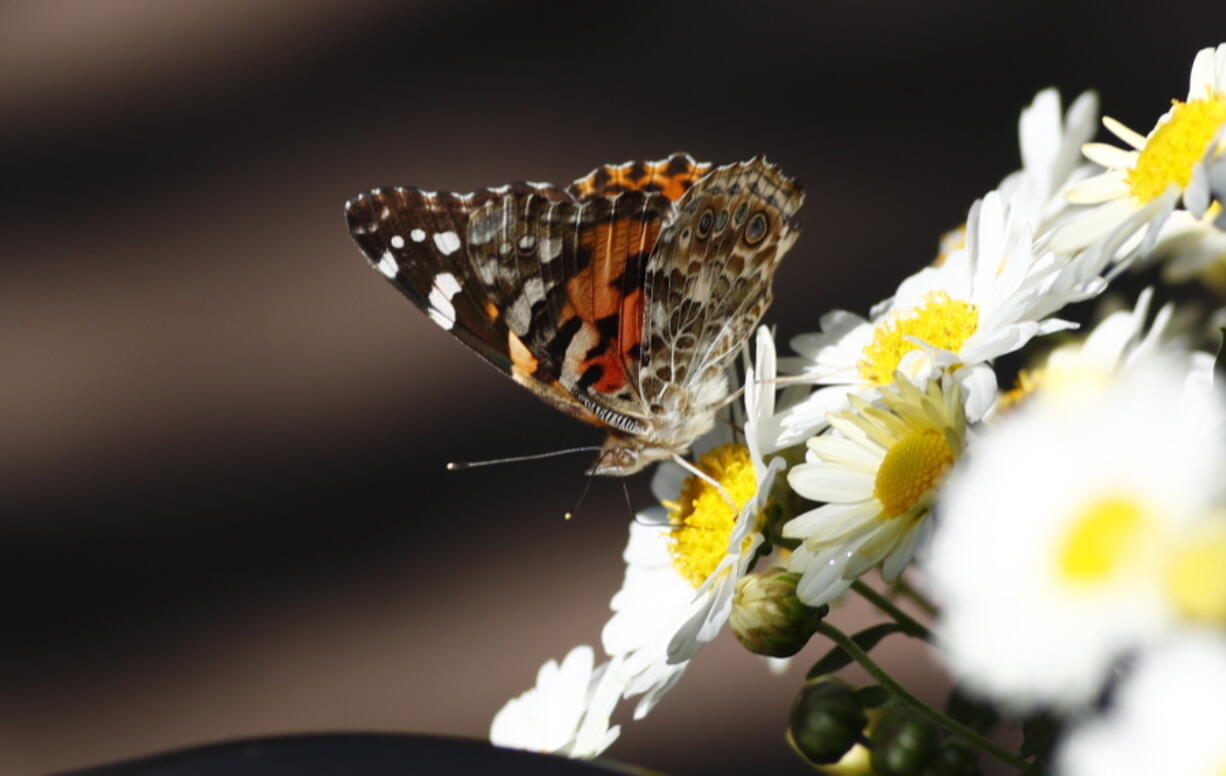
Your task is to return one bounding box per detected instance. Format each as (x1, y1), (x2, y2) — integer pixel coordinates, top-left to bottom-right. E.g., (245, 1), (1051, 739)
(873, 429), (955, 518)
(665, 444), (759, 588)
(1165, 526), (1226, 624)
(859, 292), (979, 386)
(1128, 94), (1226, 203)
(1057, 497), (1153, 585)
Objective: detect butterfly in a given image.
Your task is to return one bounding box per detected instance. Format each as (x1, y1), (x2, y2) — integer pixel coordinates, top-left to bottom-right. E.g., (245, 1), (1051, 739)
(344, 153), (803, 476)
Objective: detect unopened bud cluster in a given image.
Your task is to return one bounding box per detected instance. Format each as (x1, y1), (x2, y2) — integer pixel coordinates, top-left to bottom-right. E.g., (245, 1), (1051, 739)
(730, 567), (827, 657)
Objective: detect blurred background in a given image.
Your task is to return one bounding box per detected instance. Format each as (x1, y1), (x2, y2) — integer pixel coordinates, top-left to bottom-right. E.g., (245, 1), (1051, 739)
(1, 2), (1221, 773)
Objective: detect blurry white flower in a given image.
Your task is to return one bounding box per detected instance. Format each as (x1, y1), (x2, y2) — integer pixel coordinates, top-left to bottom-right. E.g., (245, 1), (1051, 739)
(1152, 207), (1226, 288)
(602, 329), (786, 718)
(926, 357), (1226, 710)
(1053, 44), (1226, 263)
(490, 645), (624, 758)
(1057, 635), (1226, 776)
(994, 288), (1172, 416)
(783, 373), (967, 606)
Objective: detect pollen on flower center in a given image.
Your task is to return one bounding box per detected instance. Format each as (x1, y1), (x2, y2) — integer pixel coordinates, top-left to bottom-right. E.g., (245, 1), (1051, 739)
(1058, 497), (1153, 585)
(1127, 94), (1226, 203)
(666, 444), (759, 588)
(859, 292), (979, 386)
(873, 428), (955, 518)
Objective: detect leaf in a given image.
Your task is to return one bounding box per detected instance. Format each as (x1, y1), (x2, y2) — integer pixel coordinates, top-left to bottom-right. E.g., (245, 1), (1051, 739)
(806, 623), (904, 678)
(855, 684), (891, 709)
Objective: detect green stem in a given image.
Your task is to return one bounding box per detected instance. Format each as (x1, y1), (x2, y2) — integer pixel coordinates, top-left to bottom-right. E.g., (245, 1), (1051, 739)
(894, 576), (937, 617)
(814, 621), (1027, 771)
(851, 580), (932, 640)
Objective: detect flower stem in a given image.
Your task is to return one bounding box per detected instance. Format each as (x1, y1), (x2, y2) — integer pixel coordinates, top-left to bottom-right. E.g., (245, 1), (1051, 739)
(851, 580), (931, 640)
(894, 576), (937, 616)
(813, 620), (1027, 771)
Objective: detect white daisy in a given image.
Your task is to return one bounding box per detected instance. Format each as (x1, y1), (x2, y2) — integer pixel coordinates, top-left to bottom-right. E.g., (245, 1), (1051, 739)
(783, 372), (967, 607)
(773, 89), (1104, 449)
(776, 188), (1095, 445)
(1053, 44), (1226, 263)
(926, 356), (1226, 710)
(602, 328), (786, 718)
(997, 88), (1100, 238)
(1057, 635), (1226, 776)
(490, 645), (624, 758)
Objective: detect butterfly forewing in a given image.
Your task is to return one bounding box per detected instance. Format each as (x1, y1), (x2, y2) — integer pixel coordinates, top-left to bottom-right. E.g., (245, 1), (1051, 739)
(465, 190), (674, 433)
(567, 152), (712, 204)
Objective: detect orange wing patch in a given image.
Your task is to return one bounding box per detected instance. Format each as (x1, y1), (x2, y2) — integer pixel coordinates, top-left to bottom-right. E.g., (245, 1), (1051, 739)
(569, 152), (712, 204)
(558, 213), (658, 397)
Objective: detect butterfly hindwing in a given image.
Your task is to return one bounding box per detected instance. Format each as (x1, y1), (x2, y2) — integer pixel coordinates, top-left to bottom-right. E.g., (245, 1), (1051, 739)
(637, 157), (804, 409)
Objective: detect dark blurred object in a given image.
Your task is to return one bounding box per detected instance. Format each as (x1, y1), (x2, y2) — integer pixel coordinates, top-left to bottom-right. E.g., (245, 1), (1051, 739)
(65, 733), (634, 776)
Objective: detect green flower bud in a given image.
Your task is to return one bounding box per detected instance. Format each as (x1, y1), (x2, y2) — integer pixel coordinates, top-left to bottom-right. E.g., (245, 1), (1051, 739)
(920, 743), (982, 776)
(730, 567), (827, 657)
(869, 707), (940, 776)
(787, 677), (868, 765)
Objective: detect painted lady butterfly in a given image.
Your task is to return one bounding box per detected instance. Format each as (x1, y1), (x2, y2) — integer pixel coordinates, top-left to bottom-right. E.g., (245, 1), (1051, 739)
(345, 153), (803, 476)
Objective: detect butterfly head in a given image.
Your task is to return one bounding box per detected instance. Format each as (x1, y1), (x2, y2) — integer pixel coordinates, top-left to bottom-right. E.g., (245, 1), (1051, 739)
(587, 432), (679, 477)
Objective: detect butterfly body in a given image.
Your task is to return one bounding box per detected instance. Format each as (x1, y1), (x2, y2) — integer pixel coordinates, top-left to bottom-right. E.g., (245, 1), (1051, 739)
(345, 154), (803, 475)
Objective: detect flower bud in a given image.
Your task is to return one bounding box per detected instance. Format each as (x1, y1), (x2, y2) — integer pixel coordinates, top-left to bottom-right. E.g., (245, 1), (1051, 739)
(920, 743), (982, 776)
(730, 567), (828, 657)
(787, 677), (868, 765)
(869, 707), (940, 776)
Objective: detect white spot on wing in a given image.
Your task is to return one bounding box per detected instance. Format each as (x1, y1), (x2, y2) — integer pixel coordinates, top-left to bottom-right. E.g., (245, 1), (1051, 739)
(428, 271), (462, 329)
(522, 276), (545, 302)
(428, 308), (454, 330)
(377, 251), (398, 278)
(434, 271), (462, 298)
(380, 206), (390, 220)
(410, 228), (426, 242)
(390, 234), (405, 249)
(539, 237), (562, 262)
(434, 231), (461, 255)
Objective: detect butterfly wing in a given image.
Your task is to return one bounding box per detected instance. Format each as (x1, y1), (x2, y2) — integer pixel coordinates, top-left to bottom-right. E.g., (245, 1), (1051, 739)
(344, 183), (607, 425)
(464, 190), (674, 433)
(637, 157), (804, 411)
(568, 152), (712, 204)
(345, 180), (678, 432)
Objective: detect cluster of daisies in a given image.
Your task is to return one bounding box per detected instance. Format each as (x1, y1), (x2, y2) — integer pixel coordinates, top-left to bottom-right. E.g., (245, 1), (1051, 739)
(490, 44), (1226, 774)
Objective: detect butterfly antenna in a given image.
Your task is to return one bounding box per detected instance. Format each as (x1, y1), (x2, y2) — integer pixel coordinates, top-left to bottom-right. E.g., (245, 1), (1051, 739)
(447, 446), (601, 471)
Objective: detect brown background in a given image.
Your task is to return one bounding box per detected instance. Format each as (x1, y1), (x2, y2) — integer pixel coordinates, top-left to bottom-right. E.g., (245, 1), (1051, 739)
(1, 2), (1221, 774)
